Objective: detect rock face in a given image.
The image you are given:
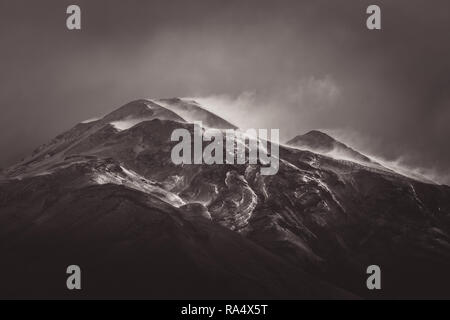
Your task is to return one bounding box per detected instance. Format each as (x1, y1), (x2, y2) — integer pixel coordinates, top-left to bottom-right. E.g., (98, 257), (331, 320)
(1, 98), (449, 299)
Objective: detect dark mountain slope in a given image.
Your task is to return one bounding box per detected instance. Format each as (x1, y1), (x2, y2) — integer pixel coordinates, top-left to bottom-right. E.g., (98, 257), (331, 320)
(1, 98), (449, 298)
(0, 161), (347, 299)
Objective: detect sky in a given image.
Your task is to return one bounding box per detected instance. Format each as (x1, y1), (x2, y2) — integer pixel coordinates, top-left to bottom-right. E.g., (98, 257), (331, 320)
(0, 0), (449, 183)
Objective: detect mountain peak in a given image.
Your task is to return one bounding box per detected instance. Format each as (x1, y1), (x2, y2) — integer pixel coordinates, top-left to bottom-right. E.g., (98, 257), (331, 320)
(287, 130), (373, 164)
(2, 96), (450, 299)
(158, 97), (183, 104)
(152, 98), (237, 129)
(79, 98), (236, 131)
(102, 100), (153, 122)
(287, 130), (337, 151)
(304, 130), (332, 137)
(301, 130), (336, 145)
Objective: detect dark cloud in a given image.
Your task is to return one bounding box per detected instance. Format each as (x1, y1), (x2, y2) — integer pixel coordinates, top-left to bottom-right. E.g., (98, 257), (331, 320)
(0, 0), (449, 183)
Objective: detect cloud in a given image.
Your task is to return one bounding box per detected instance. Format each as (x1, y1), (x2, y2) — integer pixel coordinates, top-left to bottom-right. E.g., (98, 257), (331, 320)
(325, 128), (450, 186)
(191, 75), (341, 140)
(189, 93), (450, 186)
(190, 91), (259, 128)
(287, 75), (341, 111)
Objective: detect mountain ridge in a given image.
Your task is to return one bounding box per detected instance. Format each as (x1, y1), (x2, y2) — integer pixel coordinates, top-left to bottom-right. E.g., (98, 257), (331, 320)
(1, 98), (449, 298)
(287, 130), (375, 164)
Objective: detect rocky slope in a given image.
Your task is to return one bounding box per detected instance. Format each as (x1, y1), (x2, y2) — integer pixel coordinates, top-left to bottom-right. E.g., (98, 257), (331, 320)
(1, 98), (449, 298)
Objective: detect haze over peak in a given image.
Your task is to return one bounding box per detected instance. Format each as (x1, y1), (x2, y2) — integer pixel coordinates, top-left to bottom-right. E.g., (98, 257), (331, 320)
(287, 130), (375, 165)
(153, 98), (237, 129)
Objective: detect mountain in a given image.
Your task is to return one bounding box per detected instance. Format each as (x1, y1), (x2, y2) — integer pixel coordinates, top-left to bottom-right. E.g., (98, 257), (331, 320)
(153, 98), (237, 129)
(287, 130), (375, 164)
(1, 98), (450, 299)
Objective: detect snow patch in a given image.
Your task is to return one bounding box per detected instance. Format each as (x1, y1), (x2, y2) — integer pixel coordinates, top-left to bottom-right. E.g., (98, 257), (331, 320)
(223, 171), (258, 231)
(110, 118), (150, 131)
(92, 166), (186, 207)
(304, 175), (345, 212)
(81, 117), (100, 124)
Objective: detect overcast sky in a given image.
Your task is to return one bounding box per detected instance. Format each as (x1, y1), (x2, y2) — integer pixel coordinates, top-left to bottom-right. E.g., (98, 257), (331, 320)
(0, 0), (449, 183)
